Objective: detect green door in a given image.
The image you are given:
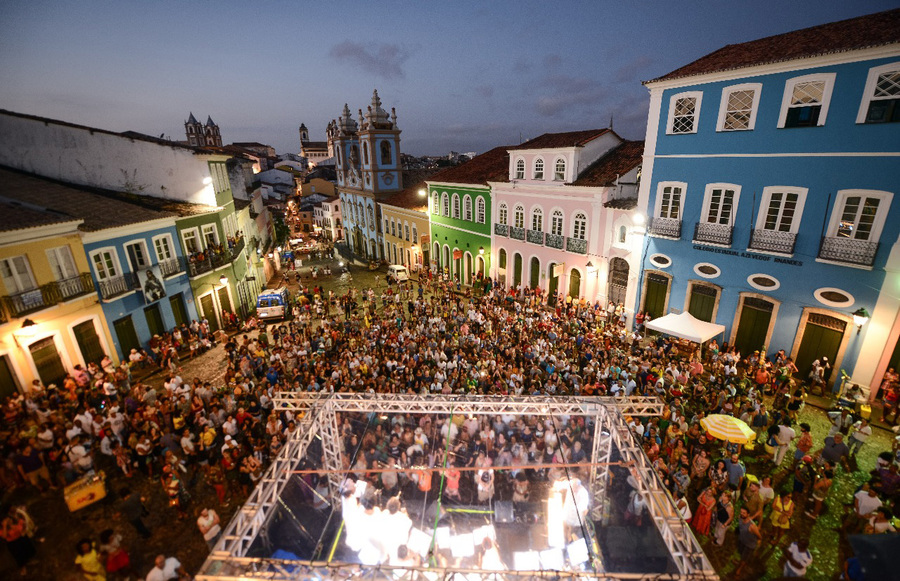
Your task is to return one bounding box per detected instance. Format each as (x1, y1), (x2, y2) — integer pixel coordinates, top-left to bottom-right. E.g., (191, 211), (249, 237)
(29, 337), (67, 387)
(114, 316), (141, 356)
(144, 303), (165, 337)
(688, 285), (717, 322)
(169, 293), (188, 327)
(548, 263), (559, 305)
(568, 268), (581, 299)
(513, 254), (523, 287)
(0, 355), (20, 399)
(200, 294), (219, 332)
(794, 315), (846, 384)
(733, 298), (773, 355)
(643, 274), (668, 319)
(73, 320), (104, 366)
(529, 257), (540, 289)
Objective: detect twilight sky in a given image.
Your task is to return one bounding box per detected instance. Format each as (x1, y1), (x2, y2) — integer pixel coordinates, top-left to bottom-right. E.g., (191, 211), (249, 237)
(1, 1), (896, 156)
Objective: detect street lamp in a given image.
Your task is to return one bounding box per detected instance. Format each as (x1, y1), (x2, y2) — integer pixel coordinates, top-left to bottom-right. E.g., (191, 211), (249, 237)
(219, 275), (229, 286)
(852, 307), (870, 335)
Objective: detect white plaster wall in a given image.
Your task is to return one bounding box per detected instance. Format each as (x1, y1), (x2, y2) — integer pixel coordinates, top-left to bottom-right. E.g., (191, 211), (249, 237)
(0, 112), (217, 206)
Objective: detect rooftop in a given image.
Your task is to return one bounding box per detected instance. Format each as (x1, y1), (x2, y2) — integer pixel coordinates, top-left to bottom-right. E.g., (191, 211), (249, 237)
(0, 167), (214, 231)
(650, 8), (900, 83)
(573, 140), (644, 188)
(427, 146), (511, 186)
(0, 201), (80, 233)
(513, 128), (614, 150)
(380, 183), (429, 212)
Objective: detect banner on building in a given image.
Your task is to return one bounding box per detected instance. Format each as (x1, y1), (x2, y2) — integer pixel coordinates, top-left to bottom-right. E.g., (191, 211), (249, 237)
(453, 249), (462, 260)
(138, 266), (167, 304)
(552, 263), (566, 278)
(420, 235), (430, 246)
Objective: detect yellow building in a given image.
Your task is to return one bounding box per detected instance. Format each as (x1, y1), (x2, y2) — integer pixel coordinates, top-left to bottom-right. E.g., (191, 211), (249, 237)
(0, 203), (114, 396)
(379, 185), (431, 270)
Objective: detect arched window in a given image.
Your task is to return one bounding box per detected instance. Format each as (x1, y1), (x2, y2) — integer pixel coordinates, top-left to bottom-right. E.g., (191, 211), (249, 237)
(515, 158), (525, 179)
(363, 142), (370, 165)
(405, 224), (410, 241)
(551, 210), (563, 236)
(534, 158), (544, 180)
(380, 141), (392, 165)
(531, 207), (543, 231)
(391, 220), (396, 237)
(412, 225), (418, 243)
(573, 212), (587, 239)
(464, 195), (473, 221)
(432, 193), (440, 214)
(514, 205), (525, 228)
(498, 203), (508, 225)
(452, 194), (461, 219)
(554, 158), (566, 181)
(619, 225), (627, 243)
(476, 197), (486, 223)
(442, 193), (450, 216)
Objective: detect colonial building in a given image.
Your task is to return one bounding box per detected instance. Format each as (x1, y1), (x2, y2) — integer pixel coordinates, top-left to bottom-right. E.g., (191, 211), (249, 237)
(380, 186), (430, 270)
(636, 9), (900, 393)
(313, 195), (342, 242)
(490, 131), (644, 310)
(298, 123), (332, 168)
(0, 199), (112, 397)
(185, 113), (223, 147)
(333, 90), (403, 261)
(427, 147), (509, 283)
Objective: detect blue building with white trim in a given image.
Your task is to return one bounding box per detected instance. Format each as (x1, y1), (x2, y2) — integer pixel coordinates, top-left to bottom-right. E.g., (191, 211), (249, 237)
(636, 9), (900, 396)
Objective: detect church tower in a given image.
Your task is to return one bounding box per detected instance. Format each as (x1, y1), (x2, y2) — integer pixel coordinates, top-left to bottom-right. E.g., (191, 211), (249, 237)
(299, 123), (309, 144)
(332, 104), (361, 190)
(184, 113), (222, 147)
(358, 89), (402, 195)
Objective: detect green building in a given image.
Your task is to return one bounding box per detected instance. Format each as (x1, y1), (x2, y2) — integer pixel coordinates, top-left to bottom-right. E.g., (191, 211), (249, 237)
(426, 147), (509, 284)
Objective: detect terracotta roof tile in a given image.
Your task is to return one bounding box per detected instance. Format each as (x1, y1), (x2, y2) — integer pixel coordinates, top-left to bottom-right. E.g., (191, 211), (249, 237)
(426, 146), (511, 186)
(651, 9), (900, 83)
(0, 201), (78, 233)
(512, 128), (614, 150)
(380, 183), (429, 212)
(573, 140), (644, 187)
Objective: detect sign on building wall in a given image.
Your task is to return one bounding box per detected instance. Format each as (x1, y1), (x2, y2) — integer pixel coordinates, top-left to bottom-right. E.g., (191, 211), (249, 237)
(138, 266), (167, 304)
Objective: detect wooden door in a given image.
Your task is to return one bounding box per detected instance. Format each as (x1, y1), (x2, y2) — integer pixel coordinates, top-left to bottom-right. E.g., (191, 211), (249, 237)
(733, 298), (773, 355)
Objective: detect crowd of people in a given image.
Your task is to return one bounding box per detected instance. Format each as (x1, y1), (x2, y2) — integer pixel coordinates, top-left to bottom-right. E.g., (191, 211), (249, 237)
(0, 267), (896, 579)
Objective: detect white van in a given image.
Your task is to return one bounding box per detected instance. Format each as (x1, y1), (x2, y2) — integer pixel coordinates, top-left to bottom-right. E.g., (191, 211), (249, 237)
(256, 288), (290, 320)
(386, 264), (409, 283)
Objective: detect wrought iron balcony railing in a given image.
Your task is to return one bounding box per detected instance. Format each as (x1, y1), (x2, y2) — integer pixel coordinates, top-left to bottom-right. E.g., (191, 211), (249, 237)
(1, 273), (95, 318)
(526, 229), (545, 245)
(748, 229), (797, 254)
(693, 222), (733, 246)
(510, 226), (526, 241)
(566, 237), (588, 254)
(159, 256), (188, 278)
(97, 272), (140, 301)
(545, 233), (564, 250)
(648, 217), (682, 239)
(494, 223), (509, 237)
(818, 236), (879, 267)
(188, 235), (246, 277)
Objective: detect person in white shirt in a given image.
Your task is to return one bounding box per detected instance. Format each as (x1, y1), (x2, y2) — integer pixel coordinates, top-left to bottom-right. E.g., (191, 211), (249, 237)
(146, 554), (186, 581)
(774, 421), (796, 466)
(783, 539), (812, 577)
(848, 419), (872, 456)
(197, 508), (221, 549)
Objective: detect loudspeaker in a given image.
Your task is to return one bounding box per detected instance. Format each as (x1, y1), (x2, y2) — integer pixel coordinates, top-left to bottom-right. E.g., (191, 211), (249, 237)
(494, 501), (514, 524)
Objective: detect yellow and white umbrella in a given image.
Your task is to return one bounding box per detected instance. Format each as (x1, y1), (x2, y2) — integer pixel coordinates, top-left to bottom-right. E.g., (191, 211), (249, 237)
(700, 414), (755, 444)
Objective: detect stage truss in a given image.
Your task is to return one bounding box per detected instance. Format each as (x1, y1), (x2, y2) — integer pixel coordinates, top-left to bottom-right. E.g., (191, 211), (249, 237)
(196, 394), (717, 581)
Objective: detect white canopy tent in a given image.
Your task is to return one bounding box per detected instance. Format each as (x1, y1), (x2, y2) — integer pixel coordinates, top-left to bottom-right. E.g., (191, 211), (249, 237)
(644, 311), (725, 344)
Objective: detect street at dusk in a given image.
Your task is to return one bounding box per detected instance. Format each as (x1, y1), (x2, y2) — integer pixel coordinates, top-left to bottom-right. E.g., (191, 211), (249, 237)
(1, 3), (899, 581)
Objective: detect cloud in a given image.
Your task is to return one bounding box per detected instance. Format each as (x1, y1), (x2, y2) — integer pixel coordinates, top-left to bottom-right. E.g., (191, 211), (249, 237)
(474, 85), (494, 99)
(534, 75), (611, 117)
(613, 55), (655, 84)
(328, 41), (410, 80)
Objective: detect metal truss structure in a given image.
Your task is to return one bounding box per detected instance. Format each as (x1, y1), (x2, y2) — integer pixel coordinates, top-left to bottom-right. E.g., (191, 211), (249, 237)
(197, 394), (717, 581)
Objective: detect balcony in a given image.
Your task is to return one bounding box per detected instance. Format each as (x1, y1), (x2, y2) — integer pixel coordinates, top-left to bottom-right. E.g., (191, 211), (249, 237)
(566, 237), (587, 254)
(693, 222), (733, 246)
(648, 217), (682, 239)
(159, 256), (188, 278)
(98, 272), (140, 301)
(545, 233), (564, 250)
(510, 226), (526, 241)
(526, 229), (545, 245)
(494, 223), (509, 237)
(818, 236), (879, 267)
(188, 235), (246, 277)
(1, 273), (95, 318)
(749, 229), (797, 254)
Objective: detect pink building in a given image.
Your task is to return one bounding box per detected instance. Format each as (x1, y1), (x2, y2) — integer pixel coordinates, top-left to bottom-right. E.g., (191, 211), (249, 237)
(490, 130), (645, 317)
